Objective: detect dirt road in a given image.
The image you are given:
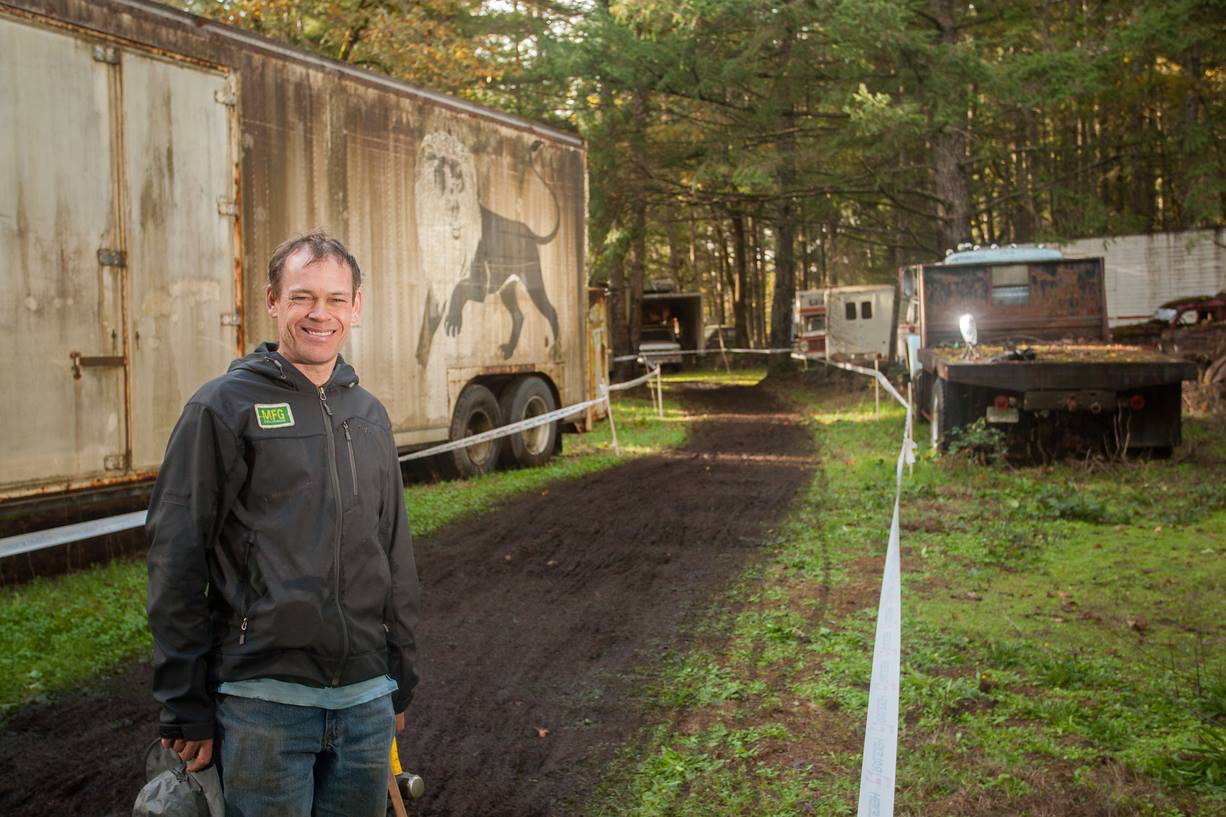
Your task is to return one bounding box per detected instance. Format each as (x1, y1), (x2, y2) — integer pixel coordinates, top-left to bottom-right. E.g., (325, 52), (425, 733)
(0, 380), (814, 817)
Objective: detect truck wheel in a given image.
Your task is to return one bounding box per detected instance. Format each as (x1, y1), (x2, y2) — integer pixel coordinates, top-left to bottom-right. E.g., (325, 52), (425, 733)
(930, 378), (946, 452)
(498, 376), (559, 468)
(440, 383), (503, 479)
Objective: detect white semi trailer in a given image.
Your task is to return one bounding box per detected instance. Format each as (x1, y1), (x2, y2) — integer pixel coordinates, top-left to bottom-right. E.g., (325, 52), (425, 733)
(0, 0), (597, 519)
(1059, 229), (1226, 327)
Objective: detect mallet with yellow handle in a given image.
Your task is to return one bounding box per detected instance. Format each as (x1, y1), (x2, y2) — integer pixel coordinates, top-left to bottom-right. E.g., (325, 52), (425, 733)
(388, 738), (425, 816)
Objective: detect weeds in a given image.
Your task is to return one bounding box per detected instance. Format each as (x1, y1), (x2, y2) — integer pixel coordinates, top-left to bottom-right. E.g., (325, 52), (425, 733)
(593, 379), (1226, 817)
(945, 417), (1008, 465)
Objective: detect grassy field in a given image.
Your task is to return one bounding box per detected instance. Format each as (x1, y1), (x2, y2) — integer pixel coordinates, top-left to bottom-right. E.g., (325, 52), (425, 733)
(0, 389), (685, 716)
(590, 374), (1226, 817)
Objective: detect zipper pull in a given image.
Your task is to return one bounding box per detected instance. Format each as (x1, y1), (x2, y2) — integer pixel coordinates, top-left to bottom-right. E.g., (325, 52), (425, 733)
(343, 420), (352, 442)
(318, 385), (333, 416)
(239, 617), (248, 645)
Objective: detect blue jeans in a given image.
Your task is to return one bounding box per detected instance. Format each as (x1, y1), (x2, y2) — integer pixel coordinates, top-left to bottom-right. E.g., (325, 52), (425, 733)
(216, 693), (394, 817)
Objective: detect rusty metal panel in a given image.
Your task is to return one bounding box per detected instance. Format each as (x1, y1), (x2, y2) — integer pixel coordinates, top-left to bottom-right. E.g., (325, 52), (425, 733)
(920, 259), (1107, 347)
(1, 13), (126, 498)
(121, 48), (237, 471)
(235, 59), (588, 444)
(4, 0), (590, 497)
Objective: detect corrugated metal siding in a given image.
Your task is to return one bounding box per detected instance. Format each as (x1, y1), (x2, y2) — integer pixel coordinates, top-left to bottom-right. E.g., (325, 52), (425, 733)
(1060, 229), (1226, 326)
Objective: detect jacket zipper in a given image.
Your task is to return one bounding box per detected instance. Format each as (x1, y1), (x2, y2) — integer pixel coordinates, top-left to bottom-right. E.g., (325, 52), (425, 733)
(318, 385), (350, 685)
(342, 420), (358, 497)
(239, 531), (255, 645)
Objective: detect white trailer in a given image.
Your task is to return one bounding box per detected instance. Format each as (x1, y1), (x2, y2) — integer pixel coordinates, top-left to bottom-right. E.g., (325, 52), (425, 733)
(1059, 229), (1226, 327)
(825, 285), (896, 362)
(1, 0), (594, 513)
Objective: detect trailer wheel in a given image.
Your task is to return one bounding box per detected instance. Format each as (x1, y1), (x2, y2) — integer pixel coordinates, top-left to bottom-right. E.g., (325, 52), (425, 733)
(499, 376), (559, 468)
(440, 384), (503, 479)
(930, 378), (946, 452)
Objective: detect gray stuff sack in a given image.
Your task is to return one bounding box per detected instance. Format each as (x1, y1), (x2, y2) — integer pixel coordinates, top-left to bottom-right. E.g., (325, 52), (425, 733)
(132, 740), (224, 817)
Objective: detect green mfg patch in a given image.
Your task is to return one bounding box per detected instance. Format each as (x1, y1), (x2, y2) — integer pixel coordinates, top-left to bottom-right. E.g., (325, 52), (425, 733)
(254, 402), (295, 429)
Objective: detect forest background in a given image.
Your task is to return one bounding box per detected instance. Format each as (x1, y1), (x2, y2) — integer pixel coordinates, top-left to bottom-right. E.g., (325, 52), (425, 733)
(173, 0), (1226, 362)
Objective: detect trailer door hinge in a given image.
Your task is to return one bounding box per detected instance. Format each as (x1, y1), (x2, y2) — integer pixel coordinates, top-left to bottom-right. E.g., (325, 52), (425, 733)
(217, 198), (239, 217)
(220, 311), (242, 327)
(92, 45), (119, 64)
(214, 78), (237, 106)
(97, 248), (127, 267)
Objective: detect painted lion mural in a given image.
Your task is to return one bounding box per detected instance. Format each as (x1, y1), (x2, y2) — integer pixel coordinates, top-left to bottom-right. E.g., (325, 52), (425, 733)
(413, 131), (561, 366)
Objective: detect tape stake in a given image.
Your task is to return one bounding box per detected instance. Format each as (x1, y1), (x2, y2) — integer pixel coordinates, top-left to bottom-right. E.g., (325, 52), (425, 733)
(605, 392), (621, 456)
(655, 367), (664, 418)
(874, 359), (881, 418)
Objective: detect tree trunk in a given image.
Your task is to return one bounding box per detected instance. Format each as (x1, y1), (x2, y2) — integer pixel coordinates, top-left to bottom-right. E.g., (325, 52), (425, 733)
(730, 212), (750, 348)
(626, 89), (649, 359)
(929, 0), (970, 252)
(715, 221), (730, 327)
(607, 242), (629, 360)
(769, 112), (798, 371)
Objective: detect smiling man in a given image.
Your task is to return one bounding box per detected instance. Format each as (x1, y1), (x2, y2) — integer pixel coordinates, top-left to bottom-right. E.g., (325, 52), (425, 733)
(146, 233), (419, 816)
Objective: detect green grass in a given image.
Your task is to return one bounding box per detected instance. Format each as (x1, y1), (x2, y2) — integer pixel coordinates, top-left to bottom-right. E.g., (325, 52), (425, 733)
(0, 389), (688, 715)
(590, 377), (1226, 817)
(0, 559), (150, 715)
(663, 365), (767, 386)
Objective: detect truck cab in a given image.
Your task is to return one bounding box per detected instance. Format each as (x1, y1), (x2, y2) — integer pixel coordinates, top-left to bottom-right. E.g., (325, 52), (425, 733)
(794, 289), (827, 357)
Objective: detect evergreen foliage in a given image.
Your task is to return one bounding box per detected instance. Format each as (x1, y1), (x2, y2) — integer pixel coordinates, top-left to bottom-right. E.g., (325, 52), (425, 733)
(173, 0), (1226, 355)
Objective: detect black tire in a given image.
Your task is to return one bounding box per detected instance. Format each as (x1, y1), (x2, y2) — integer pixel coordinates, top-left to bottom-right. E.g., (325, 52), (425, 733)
(439, 383), (503, 479)
(498, 376), (559, 468)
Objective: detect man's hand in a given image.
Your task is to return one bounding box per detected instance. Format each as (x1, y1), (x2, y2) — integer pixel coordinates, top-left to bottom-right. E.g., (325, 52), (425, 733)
(161, 736), (214, 773)
(396, 711), (406, 733)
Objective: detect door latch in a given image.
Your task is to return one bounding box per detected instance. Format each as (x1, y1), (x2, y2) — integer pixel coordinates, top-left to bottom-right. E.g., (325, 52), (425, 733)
(70, 352), (125, 380)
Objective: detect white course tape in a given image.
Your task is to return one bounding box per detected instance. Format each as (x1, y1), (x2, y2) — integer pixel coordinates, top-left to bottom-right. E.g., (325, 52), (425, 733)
(0, 510), (148, 559)
(605, 365), (661, 392)
(792, 352), (909, 410)
(612, 347), (793, 363)
(399, 394), (608, 462)
(8, 369), (666, 556)
(854, 365), (915, 817)
(400, 365), (662, 462)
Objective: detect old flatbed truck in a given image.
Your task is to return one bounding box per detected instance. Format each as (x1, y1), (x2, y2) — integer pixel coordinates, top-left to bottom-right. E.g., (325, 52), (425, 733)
(901, 247), (1199, 458)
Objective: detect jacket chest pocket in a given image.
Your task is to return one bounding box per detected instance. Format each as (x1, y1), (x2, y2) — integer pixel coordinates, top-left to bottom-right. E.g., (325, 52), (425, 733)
(339, 417), (386, 512)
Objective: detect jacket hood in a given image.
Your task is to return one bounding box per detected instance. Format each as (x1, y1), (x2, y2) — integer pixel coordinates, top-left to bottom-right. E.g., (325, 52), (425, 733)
(227, 342), (358, 391)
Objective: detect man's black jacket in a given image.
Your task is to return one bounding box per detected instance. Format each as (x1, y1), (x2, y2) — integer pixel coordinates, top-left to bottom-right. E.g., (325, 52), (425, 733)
(146, 343), (419, 740)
